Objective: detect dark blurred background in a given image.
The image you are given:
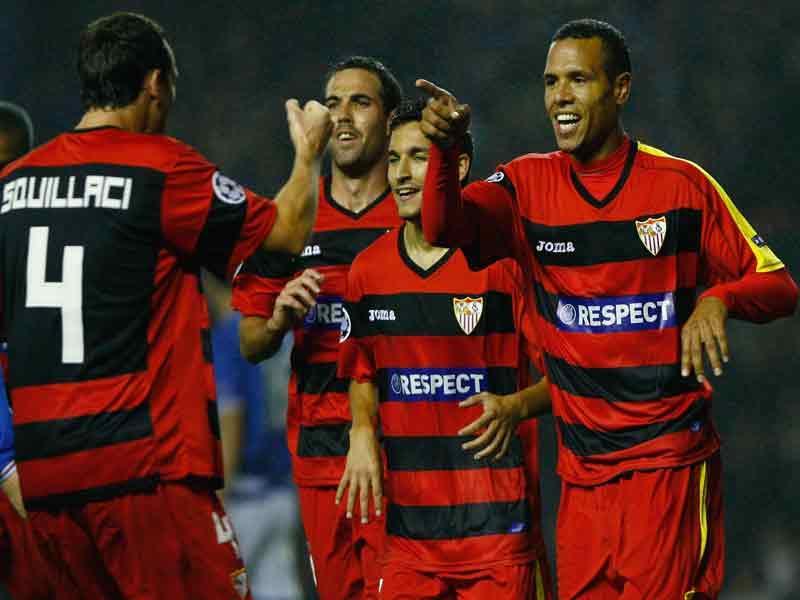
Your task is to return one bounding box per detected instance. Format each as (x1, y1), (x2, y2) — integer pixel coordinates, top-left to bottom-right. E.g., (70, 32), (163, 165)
(3, 1), (798, 598)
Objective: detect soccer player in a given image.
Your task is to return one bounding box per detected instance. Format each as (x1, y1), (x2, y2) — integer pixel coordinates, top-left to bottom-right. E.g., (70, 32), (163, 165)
(336, 99), (553, 600)
(0, 12), (331, 600)
(416, 18), (798, 600)
(232, 57), (402, 599)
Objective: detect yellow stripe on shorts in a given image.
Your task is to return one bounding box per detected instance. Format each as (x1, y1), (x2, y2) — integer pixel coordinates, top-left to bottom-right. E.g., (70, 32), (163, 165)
(698, 460), (709, 564)
(535, 559), (545, 600)
(684, 461), (710, 600)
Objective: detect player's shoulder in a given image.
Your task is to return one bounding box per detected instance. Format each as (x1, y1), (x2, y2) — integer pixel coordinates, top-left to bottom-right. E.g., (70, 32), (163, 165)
(349, 227), (399, 278)
(506, 149), (565, 169)
(494, 150), (567, 181)
(635, 141), (718, 190)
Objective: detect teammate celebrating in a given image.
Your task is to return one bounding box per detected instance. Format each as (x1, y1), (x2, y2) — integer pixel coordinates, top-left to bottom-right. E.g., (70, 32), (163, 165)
(232, 57), (402, 599)
(0, 12), (331, 600)
(417, 18), (797, 600)
(336, 99), (552, 600)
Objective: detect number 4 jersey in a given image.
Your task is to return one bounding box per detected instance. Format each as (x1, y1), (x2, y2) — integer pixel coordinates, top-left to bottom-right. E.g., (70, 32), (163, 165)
(0, 126), (276, 506)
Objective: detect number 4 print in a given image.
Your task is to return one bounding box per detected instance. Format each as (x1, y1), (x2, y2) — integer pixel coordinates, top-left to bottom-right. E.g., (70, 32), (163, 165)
(25, 226), (84, 364)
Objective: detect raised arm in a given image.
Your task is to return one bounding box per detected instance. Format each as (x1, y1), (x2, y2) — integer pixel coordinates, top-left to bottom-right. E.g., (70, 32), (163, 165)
(415, 79), (476, 247)
(263, 100), (333, 254)
(416, 80), (520, 268)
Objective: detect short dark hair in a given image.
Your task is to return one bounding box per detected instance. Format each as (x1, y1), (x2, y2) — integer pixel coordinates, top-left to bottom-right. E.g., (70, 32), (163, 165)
(552, 19), (631, 80)
(0, 102), (34, 159)
(389, 98), (474, 184)
(325, 56), (403, 115)
(78, 12), (176, 110)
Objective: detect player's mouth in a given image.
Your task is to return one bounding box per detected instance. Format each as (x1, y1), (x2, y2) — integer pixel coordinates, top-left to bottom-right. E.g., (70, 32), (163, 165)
(554, 113), (581, 136)
(394, 186), (420, 201)
(335, 129), (359, 144)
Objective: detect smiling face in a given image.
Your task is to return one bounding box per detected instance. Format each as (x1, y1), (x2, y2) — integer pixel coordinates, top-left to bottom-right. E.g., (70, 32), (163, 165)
(388, 121), (429, 221)
(388, 119), (470, 222)
(324, 68), (389, 176)
(543, 36), (630, 163)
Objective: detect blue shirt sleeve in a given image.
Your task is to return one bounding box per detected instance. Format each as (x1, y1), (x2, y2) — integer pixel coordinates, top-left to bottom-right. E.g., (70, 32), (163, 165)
(0, 368), (15, 483)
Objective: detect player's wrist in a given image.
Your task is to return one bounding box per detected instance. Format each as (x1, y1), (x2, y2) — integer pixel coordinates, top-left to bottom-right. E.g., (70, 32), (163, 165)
(506, 392), (527, 421)
(349, 422), (376, 440)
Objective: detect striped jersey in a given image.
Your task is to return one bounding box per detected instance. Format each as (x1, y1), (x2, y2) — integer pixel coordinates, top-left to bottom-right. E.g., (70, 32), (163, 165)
(338, 225), (541, 570)
(231, 177), (401, 486)
(0, 127), (276, 506)
(423, 137), (796, 485)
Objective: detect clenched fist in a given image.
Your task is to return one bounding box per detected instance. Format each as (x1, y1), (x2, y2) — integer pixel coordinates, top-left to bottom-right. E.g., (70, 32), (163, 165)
(285, 99), (333, 164)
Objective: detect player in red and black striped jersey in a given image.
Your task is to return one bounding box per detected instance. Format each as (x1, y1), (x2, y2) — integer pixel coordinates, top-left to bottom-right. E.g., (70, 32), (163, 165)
(417, 18), (797, 600)
(336, 100), (553, 600)
(232, 57), (402, 599)
(0, 13), (332, 600)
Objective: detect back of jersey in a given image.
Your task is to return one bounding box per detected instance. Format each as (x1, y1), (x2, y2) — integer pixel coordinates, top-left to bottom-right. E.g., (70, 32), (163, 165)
(0, 127), (275, 507)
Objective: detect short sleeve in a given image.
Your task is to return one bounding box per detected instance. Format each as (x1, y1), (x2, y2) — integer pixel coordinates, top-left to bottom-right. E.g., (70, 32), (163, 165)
(337, 261), (376, 383)
(698, 169), (784, 283)
(231, 248), (297, 318)
(161, 144), (278, 281)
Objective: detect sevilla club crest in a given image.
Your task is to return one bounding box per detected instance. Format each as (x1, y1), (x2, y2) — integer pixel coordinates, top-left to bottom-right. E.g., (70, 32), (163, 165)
(453, 297), (484, 335)
(635, 216), (667, 256)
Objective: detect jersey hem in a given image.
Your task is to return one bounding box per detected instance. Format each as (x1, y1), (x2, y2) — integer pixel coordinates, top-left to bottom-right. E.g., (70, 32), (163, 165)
(384, 548), (538, 573)
(557, 443), (720, 486)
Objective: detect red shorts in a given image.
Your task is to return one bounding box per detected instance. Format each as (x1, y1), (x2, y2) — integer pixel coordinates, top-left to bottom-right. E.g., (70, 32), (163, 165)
(27, 481), (251, 600)
(0, 494), (67, 600)
(298, 485), (386, 600)
(379, 559), (551, 600)
(557, 454), (724, 600)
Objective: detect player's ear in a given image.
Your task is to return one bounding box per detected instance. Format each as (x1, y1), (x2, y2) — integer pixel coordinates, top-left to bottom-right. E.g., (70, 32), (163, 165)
(142, 69), (161, 99)
(457, 153), (471, 184)
(614, 72), (631, 106)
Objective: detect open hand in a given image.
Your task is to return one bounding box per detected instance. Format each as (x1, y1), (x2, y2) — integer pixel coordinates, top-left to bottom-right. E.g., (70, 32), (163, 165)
(681, 296), (729, 383)
(458, 392), (523, 461)
(335, 425), (383, 523)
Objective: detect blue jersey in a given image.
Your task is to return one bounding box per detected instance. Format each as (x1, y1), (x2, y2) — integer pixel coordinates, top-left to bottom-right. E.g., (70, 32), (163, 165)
(212, 313), (290, 482)
(0, 367), (15, 483)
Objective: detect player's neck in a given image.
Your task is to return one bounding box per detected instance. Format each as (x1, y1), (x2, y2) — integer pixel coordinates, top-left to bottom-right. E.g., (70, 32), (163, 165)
(76, 105), (144, 133)
(571, 125), (627, 168)
(571, 134), (630, 175)
(403, 220), (449, 269)
(330, 160), (389, 214)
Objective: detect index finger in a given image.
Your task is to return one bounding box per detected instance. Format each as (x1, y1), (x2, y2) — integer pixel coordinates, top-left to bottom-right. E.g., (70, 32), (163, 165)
(415, 79), (451, 99)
